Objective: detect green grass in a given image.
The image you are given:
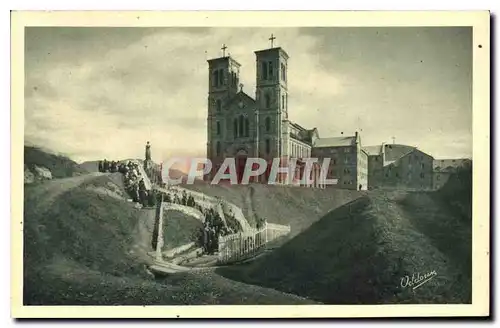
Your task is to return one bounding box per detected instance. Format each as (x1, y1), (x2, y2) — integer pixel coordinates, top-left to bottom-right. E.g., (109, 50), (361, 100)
(184, 183), (362, 233)
(162, 210), (203, 250)
(23, 175), (315, 305)
(217, 190), (472, 304)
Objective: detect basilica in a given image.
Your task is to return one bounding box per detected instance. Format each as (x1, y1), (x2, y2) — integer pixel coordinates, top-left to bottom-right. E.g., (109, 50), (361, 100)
(205, 36), (368, 190)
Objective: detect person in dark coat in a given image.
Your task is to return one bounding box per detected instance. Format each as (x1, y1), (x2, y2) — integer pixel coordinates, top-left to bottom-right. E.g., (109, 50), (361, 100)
(103, 159), (109, 172)
(98, 160), (103, 173)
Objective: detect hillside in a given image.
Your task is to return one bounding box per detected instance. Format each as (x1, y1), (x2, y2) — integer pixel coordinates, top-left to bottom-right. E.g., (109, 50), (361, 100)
(162, 210), (203, 250)
(23, 173), (314, 305)
(24, 145), (88, 182)
(183, 183), (362, 234)
(436, 166), (473, 221)
(217, 189), (472, 304)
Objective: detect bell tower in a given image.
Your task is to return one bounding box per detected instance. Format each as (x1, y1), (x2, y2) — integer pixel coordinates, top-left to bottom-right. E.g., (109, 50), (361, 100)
(255, 35), (289, 167)
(206, 44), (241, 180)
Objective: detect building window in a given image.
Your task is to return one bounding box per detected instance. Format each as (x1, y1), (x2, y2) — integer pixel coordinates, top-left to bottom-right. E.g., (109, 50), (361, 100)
(216, 141), (221, 156)
(265, 139), (271, 154)
(262, 62), (268, 80)
(265, 117), (271, 132)
(239, 115), (244, 137)
(344, 148), (351, 153)
(213, 70), (219, 87)
(216, 121), (221, 135)
(282, 95), (285, 109)
(218, 69), (224, 86)
(421, 163), (425, 169)
(233, 119), (238, 138)
(281, 63), (286, 81)
(244, 118), (249, 137)
(420, 173), (425, 179)
(265, 94), (271, 108)
(216, 99), (222, 112)
(269, 61), (274, 79)
(437, 175), (441, 181)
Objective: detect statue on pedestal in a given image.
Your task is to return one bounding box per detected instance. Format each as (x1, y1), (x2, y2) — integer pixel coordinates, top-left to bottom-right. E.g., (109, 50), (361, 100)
(145, 141), (151, 161)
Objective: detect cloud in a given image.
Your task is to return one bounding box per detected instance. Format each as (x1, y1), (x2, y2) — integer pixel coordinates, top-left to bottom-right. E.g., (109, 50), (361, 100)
(24, 27), (472, 163)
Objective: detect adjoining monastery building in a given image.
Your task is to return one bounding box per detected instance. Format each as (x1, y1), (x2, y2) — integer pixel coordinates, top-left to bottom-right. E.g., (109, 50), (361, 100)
(205, 38), (469, 191)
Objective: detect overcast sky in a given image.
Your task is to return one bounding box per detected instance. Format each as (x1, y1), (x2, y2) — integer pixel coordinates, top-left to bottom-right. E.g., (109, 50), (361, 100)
(25, 27), (472, 164)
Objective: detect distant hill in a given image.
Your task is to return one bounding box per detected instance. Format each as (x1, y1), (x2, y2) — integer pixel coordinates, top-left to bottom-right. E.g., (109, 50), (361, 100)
(24, 146), (88, 183)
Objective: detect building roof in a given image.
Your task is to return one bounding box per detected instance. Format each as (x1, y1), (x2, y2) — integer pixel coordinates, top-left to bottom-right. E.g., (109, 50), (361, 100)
(254, 47), (290, 59)
(289, 122), (318, 145)
(225, 91), (256, 108)
(433, 158), (472, 172)
(363, 145), (383, 156)
(313, 136), (356, 148)
(207, 55), (242, 67)
(383, 144), (417, 162)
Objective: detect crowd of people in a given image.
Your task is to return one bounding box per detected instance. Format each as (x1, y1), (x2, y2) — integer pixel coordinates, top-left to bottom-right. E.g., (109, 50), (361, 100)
(99, 159), (156, 208)
(161, 189), (237, 254)
(98, 159), (121, 173)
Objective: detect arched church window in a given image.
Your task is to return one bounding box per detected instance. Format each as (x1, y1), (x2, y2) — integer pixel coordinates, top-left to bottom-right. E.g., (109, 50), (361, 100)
(265, 139), (271, 155)
(233, 118), (238, 138)
(216, 121), (221, 135)
(216, 141), (221, 156)
(213, 70), (218, 87)
(239, 115), (244, 137)
(216, 99), (222, 112)
(281, 63), (286, 81)
(262, 62), (268, 80)
(265, 117), (271, 132)
(244, 118), (250, 137)
(219, 69), (224, 86)
(265, 94), (271, 109)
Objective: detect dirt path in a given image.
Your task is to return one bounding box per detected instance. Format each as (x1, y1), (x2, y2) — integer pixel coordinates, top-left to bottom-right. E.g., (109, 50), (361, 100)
(130, 207), (157, 264)
(24, 172), (106, 216)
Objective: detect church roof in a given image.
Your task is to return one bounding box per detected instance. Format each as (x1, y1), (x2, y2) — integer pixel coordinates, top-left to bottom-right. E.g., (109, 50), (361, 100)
(207, 55), (242, 67)
(225, 91), (256, 108)
(254, 47), (290, 59)
(313, 136), (357, 148)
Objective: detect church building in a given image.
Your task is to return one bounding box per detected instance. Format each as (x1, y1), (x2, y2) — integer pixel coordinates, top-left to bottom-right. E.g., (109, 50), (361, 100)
(205, 37), (363, 189)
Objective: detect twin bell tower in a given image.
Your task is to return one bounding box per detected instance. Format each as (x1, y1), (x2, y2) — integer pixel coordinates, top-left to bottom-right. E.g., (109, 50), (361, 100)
(206, 34), (290, 183)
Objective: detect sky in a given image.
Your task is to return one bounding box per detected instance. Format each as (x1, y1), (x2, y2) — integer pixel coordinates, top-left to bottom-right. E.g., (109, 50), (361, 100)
(24, 27), (472, 164)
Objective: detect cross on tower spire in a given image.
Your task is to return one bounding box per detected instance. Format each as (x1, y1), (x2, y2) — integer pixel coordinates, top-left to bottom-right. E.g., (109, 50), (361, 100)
(269, 34), (276, 48)
(392, 136), (396, 144)
(221, 44), (228, 57)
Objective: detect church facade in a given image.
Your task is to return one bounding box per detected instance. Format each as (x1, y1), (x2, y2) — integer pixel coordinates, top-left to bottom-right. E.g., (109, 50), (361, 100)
(205, 41), (365, 189)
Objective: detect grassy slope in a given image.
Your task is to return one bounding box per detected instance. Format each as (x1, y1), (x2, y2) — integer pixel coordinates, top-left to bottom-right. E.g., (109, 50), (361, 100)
(217, 187), (472, 304)
(24, 145), (87, 178)
(162, 210), (203, 250)
(183, 183), (362, 234)
(24, 174), (314, 305)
